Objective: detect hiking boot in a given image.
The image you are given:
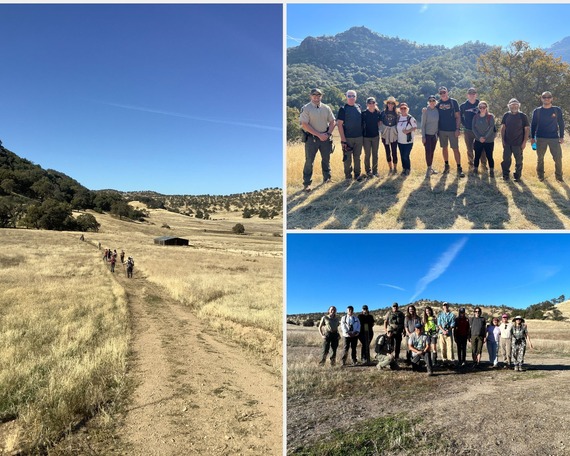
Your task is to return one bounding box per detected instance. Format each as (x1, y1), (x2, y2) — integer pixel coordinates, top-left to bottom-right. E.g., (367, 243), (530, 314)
(373, 173), (380, 178)
(557, 177), (565, 183)
(356, 175), (365, 182)
(538, 176), (545, 182)
(319, 359), (326, 366)
(458, 166), (465, 178)
(443, 164), (450, 174)
(304, 185), (312, 193)
(323, 178), (332, 184)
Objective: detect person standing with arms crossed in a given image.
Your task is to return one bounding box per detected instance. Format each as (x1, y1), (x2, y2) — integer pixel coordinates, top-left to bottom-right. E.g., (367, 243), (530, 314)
(300, 88), (336, 193)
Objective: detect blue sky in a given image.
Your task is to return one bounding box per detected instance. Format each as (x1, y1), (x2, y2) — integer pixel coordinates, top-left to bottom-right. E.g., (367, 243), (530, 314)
(287, 233), (570, 314)
(287, 4), (570, 49)
(0, 4), (282, 195)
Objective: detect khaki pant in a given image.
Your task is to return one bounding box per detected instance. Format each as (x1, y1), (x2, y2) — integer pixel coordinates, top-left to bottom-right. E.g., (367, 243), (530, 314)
(500, 337), (512, 365)
(438, 334), (455, 361)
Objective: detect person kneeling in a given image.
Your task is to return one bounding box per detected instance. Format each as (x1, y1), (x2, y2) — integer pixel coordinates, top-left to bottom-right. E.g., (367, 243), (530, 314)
(408, 323), (434, 376)
(375, 328), (398, 370)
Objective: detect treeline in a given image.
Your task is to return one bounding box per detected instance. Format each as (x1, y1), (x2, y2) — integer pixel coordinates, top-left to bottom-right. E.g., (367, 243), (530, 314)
(126, 188), (283, 220)
(287, 27), (570, 142)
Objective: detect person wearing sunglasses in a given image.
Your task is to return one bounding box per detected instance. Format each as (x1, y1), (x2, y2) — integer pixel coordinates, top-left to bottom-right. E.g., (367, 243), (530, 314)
(396, 103), (417, 176)
(380, 96), (400, 174)
(436, 87), (465, 178)
(362, 97), (382, 178)
(337, 90), (365, 182)
(471, 101), (497, 178)
(530, 91), (565, 182)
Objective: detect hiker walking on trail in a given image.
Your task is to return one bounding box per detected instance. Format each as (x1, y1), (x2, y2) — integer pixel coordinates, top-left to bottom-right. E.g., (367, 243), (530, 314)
(126, 256), (135, 278)
(110, 254), (116, 273)
(510, 316), (534, 371)
(409, 323), (433, 376)
(531, 91), (565, 182)
(318, 306), (340, 366)
(300, 88), (336, 193)
(384, 302), (405, 361)
(471, 101), (496, 177)
(499, 314), (512, 368)
(120, 250), (125, 264)
(375, 328), (397, 370)
(340, 306), (360, 366)
(337, 90), (365, 182)
(437, 302), (456, 364)
(500, 98), (530, 182)
(358, 305), (375, 364)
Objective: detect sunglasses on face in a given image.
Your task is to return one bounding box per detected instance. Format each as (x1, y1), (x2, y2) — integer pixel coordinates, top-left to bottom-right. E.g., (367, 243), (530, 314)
(439, 91), (447, 95)
(347, 95), (356, 98)
(542, 96), (552, 99)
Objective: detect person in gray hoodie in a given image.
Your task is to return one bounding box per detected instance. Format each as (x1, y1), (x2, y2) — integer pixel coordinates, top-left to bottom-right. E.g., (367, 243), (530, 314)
(471, 100), (496, 177)
(421, 95), (440, 178)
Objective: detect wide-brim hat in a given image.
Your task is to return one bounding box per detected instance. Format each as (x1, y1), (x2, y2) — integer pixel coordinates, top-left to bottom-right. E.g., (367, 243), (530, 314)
(512, 315), (525, 323)
(384, 96), (399, 106)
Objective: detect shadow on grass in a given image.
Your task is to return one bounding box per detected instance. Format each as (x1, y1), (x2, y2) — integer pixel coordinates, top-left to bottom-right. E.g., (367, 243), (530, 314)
(398, 173), (460, 229)
(544, 180), (570, 220)
(287, 176), (404, 229)
(507, 180), (565, 229)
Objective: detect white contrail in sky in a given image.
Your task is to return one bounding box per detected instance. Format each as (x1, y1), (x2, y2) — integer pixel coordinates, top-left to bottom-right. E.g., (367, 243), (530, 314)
(379, 283), (406, 291)
(410, 237), (468, 301)
(96, 101), (281, 132)
(287, 35), (303, 43)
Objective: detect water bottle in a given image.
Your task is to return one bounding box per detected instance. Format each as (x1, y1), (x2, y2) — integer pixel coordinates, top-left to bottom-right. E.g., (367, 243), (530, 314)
(532, 137), (537, 150)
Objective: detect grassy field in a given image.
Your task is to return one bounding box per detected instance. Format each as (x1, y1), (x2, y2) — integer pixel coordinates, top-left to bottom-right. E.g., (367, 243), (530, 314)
(0, 229), (129, 453)
(0, 208), (282, 453)
(287, 134), (570, 229)
(287, 314), (570, 455)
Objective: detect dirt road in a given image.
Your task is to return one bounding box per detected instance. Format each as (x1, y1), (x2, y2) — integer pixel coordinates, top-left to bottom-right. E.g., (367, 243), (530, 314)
(287, 351), (570, 455)
(116, 270), (282, 455)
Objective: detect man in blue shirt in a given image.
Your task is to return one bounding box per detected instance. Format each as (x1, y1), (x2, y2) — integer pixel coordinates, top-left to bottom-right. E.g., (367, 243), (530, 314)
(437, 302), (456, 365)
(531, 91), (565, 182)
(437, 87), (465, 177)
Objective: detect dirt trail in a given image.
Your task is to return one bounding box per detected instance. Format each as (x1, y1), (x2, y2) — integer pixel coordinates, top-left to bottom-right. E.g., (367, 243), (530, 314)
(288, 352), (570, 455)
(115, 269), (282, 455)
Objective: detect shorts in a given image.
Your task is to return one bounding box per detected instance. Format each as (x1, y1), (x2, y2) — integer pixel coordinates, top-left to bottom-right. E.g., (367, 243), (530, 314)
(439, 130), (459, 149)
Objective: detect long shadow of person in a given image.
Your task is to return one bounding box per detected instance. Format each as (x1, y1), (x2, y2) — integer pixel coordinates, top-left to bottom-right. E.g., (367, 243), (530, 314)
(507, 180), (565, 229)
(287, 175), (405, 229)
(457, 173), (510, 229)
(544, 180), (570, 222)
(397, 173), (460, 229)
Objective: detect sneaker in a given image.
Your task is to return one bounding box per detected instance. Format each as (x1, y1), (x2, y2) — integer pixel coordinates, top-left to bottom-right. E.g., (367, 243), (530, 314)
(373, 173), (380, 178)
(557, 177), (565, 183)
(443, 164), (450, 174)
(323, 178), (332, 184)
(538, 176), (545, 182)
(458, 166), (465, 178)
(304, 185), (312, 193)
(430, 168), (438, 175)
(356, 175), (365, 182)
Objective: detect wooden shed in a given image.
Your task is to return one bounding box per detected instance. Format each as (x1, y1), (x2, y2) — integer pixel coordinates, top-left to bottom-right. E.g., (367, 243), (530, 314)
(154, 236), (189, 246)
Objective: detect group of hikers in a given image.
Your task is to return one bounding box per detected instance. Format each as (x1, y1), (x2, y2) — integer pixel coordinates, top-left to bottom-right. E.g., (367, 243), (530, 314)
(101, 246), (135, 278)
(299, 87), (565, 191)
(317, 302), (534, 376)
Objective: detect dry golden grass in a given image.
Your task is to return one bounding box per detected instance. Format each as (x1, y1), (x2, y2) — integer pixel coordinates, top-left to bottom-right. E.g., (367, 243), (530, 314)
(86, 208), (283, 363)
(287, 134), (570, 229)
(0, 229), (129, 452)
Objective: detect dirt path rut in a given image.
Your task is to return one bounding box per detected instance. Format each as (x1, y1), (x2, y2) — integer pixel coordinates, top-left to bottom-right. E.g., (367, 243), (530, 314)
(116, 272), (282, 455)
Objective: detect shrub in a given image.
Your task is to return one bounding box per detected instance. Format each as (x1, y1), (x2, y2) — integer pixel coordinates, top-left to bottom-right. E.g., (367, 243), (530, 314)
(302, 319), (315, 327)
(232, 223), (245, 234)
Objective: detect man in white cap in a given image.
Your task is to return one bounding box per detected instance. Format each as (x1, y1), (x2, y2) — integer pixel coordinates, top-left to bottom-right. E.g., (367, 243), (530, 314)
(501, 98), (530, 182)
(531, 91), (565, 182)
(337, 90), (365, 182)
(300, 88), (336, 192)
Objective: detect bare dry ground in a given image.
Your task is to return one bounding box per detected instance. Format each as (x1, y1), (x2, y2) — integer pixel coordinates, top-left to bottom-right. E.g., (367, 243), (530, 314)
(0, 208), (283, 455)
(287, 138), (570, 230)
(287, 316), (570, 455)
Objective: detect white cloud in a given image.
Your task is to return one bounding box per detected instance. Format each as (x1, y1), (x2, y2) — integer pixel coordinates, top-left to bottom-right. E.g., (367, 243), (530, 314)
(379, 283), (406, 291)
(287, 35), (303, 44)
(410, 237), (468, 301)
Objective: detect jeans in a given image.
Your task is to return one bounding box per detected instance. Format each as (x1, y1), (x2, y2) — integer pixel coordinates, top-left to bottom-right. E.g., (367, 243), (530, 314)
(487, 340), (499, 365)
(398, 142), (413, 171)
